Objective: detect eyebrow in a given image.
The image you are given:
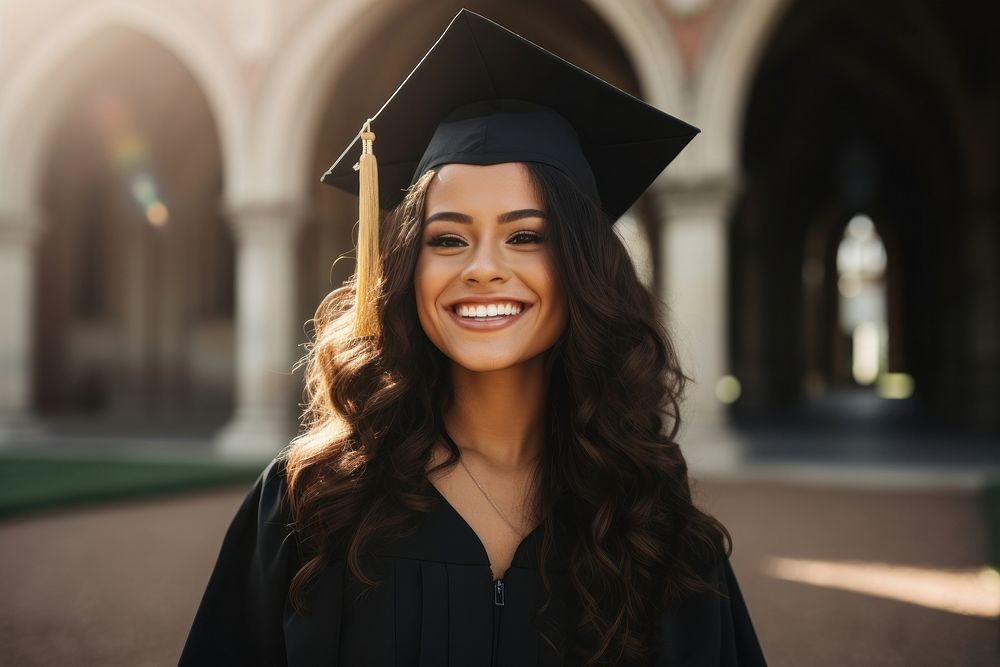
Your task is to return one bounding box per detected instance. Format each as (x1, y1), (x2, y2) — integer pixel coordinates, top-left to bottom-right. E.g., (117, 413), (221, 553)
(424, 208), (548, 225)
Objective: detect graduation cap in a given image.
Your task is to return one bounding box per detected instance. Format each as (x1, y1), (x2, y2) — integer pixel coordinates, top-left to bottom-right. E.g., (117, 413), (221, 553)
(321, 8), (699, 338)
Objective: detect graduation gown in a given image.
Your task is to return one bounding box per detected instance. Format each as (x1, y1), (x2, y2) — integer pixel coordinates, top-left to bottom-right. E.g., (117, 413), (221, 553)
(180, 457), (767, 666)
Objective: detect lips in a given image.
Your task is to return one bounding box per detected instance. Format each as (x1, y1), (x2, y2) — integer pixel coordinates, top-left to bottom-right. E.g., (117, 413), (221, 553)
(445, 298), (530, 330)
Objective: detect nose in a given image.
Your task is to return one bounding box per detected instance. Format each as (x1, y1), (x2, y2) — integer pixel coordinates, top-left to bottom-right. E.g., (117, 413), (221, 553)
(461, 239), (509, 285)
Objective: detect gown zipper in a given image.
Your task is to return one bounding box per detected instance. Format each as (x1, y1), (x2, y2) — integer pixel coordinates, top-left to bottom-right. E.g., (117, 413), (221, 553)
(491, 576), (505, 666)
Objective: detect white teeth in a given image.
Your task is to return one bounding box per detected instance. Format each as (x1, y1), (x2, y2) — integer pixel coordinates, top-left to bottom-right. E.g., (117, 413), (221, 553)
(454, 302), (524, 319)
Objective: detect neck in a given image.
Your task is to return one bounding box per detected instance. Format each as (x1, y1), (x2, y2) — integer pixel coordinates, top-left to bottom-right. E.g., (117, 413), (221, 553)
(444, 355), (549, 472)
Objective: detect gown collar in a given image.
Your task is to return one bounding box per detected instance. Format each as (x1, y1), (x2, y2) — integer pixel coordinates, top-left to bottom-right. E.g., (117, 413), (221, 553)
(371, 477), (553, 574)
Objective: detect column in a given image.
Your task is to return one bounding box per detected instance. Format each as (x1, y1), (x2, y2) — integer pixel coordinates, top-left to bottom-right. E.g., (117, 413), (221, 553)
(214, 199), (308, 459)
(654, 177), (745, 471)
(0, 206), (46, 445)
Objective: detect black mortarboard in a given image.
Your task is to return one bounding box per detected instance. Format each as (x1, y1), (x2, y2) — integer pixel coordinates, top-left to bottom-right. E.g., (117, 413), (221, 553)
(320, 8), (699, 338)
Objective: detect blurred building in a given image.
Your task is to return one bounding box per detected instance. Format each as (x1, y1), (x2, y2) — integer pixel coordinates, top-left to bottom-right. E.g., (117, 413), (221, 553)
(0, 0), (996, 457)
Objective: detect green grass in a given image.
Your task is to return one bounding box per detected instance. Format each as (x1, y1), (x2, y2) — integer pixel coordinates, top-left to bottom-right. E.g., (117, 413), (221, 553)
(984, 479), (1000, 572)
(0, 453), (265, 518)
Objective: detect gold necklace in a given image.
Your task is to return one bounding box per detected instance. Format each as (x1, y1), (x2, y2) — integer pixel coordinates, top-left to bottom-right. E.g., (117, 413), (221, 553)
(457, 456), (527, 539)
(442, 429), (536, 540)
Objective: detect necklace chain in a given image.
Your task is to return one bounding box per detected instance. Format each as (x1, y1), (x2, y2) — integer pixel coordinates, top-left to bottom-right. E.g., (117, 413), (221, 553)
(442, 429), (536, 540)
(457, 456), (528, 539)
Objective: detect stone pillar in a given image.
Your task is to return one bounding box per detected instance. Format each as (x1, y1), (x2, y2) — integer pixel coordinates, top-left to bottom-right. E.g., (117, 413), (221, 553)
(654, 178), (745, 471)
(214, 200), (308, 459)
(0, 207), (46, 445)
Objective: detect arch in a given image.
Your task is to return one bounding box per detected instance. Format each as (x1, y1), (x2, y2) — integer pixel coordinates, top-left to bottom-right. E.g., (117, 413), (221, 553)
(725, 0), (973, 419)
(248, 0), (396, 205)
(0, 0), (248, 213)
(689, 0), (794, 179)
(252, 0), (685, 207)
(29, 27), (234, 423)
(581, 0), (685, 112)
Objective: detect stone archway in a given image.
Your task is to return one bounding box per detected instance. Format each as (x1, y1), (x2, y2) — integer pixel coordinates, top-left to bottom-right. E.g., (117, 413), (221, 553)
(32, 27), (232, 434)
(0, 0), (248, 212)
(727, 0), (996, 430)
(0, 0), (248, 442)
(692, 0), (793, 179)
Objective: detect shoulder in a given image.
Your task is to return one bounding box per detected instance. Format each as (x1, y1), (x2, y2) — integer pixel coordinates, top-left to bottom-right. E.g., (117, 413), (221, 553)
(179, 455), (300, 665)
(251, 455), (294, 531)
(259, 455), (291, 498)
(218, 455), (296, 558)
(260, 453), (290, 487)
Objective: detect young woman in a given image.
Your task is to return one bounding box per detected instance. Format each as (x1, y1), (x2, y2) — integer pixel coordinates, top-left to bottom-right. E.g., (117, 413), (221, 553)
(181, 10), (766, 667)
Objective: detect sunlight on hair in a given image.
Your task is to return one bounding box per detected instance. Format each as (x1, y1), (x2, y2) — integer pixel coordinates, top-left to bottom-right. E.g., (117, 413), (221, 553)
(763, 556), (1000, 618)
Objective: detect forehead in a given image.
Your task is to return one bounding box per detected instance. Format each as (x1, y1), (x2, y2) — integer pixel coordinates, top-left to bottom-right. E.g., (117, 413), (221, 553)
(424, 162), (542, 211)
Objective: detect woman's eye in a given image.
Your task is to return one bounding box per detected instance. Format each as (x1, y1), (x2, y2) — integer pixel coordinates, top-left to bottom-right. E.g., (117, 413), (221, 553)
(507, 231), (544, 245)
(427, 234), (467, 248)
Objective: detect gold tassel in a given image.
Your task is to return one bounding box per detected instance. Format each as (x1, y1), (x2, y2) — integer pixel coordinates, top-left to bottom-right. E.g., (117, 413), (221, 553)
(353, 120), (381, 339)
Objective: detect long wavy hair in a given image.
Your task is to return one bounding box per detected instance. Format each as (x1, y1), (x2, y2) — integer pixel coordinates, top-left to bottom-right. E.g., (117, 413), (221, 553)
(285, 162), (732, 665)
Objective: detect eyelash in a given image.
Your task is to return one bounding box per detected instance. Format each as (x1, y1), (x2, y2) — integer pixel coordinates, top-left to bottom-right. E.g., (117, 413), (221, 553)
(426, 231), (544, 247)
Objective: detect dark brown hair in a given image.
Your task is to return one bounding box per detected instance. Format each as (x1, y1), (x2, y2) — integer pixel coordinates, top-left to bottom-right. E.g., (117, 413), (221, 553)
(286, 163), (731, 665)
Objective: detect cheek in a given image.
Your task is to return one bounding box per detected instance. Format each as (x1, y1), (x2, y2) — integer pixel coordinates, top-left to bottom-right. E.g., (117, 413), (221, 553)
(413, 255), (429, 310)
(549, 285), (569, 334)
(413, 256), (435, 318)
(533, 256), (569, 333)
(540, 257), (565, 308)
(413, 253), (449, 335)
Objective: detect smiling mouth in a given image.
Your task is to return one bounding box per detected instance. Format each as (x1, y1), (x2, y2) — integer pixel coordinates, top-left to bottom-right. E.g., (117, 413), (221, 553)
(451, 301), (526, 322)
(445, 302), (532, 332)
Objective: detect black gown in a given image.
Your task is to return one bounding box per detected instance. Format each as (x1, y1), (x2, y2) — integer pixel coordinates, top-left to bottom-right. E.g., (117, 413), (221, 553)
(180, 457), (767, 666)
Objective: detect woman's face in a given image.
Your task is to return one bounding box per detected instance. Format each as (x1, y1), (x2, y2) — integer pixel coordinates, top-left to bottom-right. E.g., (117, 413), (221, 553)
(414, 162), (568, 373)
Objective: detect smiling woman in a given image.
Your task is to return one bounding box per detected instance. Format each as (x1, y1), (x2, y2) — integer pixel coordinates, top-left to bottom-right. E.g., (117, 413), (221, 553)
(180, 9), (766, 667)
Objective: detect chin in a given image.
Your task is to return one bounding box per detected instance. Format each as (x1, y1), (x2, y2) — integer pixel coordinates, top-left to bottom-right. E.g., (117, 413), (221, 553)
(443, 341), (558, 374)
(450, 351), (528, 373)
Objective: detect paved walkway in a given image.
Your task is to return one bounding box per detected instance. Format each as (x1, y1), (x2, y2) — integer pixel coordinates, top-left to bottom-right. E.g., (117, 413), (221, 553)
(0, 476), (996, 666)
(696, 478), (997, 666)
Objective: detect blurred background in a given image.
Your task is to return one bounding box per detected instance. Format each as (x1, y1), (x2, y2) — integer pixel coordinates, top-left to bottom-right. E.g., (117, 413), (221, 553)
(0, 0), (998, 664)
